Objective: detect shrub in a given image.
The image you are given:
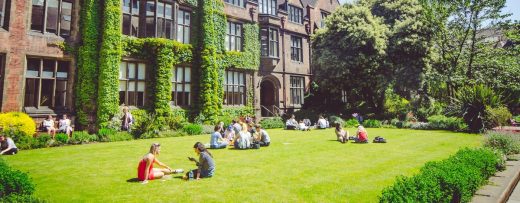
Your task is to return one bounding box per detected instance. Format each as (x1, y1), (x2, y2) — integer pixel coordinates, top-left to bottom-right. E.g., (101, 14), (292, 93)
(384, 87), (410, 120)
(182, 124), (203, 135)
(293, 109), (320, 122)
(380, 148), (502, 203)
(69, 131), (97, 144)
(97, 128), (117, 142)
(131, 111), (161, 138)
(456, 85), (503, 133)
(427, 115), (468, 131)
(328, 115), (344, 127)
(55, 133), (69, 145)
(259, 117), (285, 129)
(409, 122), (429, 130)
(158, 130), (188, 137)
(165, 114), (187, 131)
(1, 194), (43, 203)
(201, 125), (214, 134)
(0, 112), (36, 137)
(106, 131), (133, 142)
(34, 134), (52, 148)
(484, 106), (512, 129)
(344, 119), (359, 128)
(0, 159), (35, 197)
(364, 119), (382, 128)
(484, 131), (520, 155)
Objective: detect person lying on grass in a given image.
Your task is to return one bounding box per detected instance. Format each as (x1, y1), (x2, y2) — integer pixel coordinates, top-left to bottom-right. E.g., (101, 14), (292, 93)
(210, 125), (228, 149)
(137, 143), (182, 184)
(355, 125), (368, 143)
(184, 142), (215, 180)
(335, 123), (349, 144)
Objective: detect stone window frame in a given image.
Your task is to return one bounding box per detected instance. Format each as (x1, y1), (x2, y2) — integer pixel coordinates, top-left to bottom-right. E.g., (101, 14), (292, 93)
(24, 57), (70, 109)
(259, 0), (276, 16)
(223, 69), (246, 106)
(119, 61), (147, 107)
(171, 65), (191, 106)
(30, 0), (73, 37)
(287, 4), (303, 24)
(290, 35), (303, 62)
(289, 76), (305, 106)
(261, 27), (279, 58)
(320, 11), (329, 28)
(224, 0), (244, 8)
(225, 21), (242, 51)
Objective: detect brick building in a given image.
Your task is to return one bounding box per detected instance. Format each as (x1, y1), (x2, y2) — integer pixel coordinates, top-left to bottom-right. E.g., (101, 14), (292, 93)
(0, 0), (339, 123)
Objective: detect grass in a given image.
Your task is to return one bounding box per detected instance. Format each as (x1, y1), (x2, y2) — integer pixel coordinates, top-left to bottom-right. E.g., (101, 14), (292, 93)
(3, 128), (482, 202)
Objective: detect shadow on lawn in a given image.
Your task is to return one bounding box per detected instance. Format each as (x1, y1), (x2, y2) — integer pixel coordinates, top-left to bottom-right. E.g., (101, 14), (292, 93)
(126, 176), (185, 183)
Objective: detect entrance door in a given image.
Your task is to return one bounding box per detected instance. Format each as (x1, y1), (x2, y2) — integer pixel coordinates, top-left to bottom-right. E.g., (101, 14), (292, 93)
(260, 80), (277, 117)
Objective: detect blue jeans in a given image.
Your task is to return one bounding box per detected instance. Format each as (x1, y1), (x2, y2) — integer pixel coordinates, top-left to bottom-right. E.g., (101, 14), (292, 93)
(210, 142), (227, 149)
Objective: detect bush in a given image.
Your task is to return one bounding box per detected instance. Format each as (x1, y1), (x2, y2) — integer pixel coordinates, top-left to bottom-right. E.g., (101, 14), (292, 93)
(1, 194), (43, 203)
(182, 124), (203, 135)
(201, 125), (214, 134)
(328, 115), (344, 127)
(344, 119), (359, 128)
(293, 109), (320, 122)
(364, 119), (382, 128)
(384, 87), (411, 120)
(0, 159), (35, 198)
(259, 117), (285, 129)
(484, 106), (512, 129)
(55, 133), (69, 145)
(427, 115), (468, 131)
(0, 112), (36, 137)
(409, 122), (429, 130)
(34, 134), (52, 148)
(97, 128), (117, 142)
(69, 131), (97, 144)
(484, 131), (520, 155)
(380, 148), (502, 203)
(165, 114), (187, 131)
(456, 85), (503, 133)
(131, 110), (162, 138)
(106, 131), (133, 142)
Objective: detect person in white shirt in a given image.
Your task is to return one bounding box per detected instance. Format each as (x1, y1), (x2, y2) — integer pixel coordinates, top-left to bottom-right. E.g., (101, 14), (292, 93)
(58, 114), (73, 137)
(317, 116), (327, 129)
(43, 115), (57, 138)
(298, 120), (309, 131)
(286, 114), (298, 130)
(0, 134), (18, 155)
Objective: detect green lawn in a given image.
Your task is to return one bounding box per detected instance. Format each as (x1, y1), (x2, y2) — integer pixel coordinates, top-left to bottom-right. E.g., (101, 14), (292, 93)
(3, 128), (482, 202)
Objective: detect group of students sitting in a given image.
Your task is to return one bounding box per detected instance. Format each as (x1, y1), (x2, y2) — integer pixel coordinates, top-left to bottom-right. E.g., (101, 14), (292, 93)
(41, 114), (74, 138)
(210, 119), (271, 150)
(286, 115), (331, 131)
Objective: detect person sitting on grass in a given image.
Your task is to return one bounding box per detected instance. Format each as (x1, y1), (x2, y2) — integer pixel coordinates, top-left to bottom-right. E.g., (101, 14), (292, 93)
(137, 143), (181, 184)
(335, 123), (349, 144)
(210, 125), (228, 149)
(0, 134), (18, 155)
(234, 123), (251, 149)
(43, 115), (57, 138)
(254, 124), (271, 146)
(58, 114), (73, 137)
(223, 125), (235, 143)
(298, 120), (310, 131)
(317, 116), (327, 129)
(286, 114), (298, 130)
(354, 125), (368, 143)
(184, 142), (215, 181)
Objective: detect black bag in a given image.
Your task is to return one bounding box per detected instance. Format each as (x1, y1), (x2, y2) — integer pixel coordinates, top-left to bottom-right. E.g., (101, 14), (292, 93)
(373, 136), (387, 143)
(250, 142), (261, 149)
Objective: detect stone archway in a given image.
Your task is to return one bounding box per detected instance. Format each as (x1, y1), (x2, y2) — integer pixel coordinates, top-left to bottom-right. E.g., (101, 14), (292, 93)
(260, 79), (278, 117)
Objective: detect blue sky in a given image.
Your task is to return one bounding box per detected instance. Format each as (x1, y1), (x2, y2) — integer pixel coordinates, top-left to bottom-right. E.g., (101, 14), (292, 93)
(338, 0), (520, 21)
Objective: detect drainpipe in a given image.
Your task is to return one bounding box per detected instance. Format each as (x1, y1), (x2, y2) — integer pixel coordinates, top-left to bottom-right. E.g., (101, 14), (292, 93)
(281, 16), (287, 113)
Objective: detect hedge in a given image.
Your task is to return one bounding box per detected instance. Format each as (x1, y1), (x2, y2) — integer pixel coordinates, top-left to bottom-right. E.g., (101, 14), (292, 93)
(0, 160), (35, 199)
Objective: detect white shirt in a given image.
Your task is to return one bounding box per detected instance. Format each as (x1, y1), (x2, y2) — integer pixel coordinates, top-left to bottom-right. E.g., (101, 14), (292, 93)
(318, 119), (327, 128)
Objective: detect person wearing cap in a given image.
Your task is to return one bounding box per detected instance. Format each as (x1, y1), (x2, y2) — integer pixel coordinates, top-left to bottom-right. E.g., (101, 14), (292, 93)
(355, 125), (368, 143)
(137, 143), (182, 184)
(0, 134), (18, 155)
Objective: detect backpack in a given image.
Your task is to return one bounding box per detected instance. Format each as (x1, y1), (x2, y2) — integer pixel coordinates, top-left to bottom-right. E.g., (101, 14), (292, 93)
(250, 142), (261, 149)
(373, 136), (387, 143)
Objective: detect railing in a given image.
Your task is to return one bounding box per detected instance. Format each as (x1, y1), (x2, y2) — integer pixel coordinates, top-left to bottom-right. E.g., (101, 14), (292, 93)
(261, 105), (279, 117)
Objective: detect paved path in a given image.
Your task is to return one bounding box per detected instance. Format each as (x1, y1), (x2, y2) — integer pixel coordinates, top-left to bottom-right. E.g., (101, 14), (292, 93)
(471, 159), (520, 203)
(508, 173), (520, 203)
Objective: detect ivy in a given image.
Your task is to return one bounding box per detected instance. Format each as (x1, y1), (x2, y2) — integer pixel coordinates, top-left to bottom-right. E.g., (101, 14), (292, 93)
(97, 0), (123, 128)
(76, 0), (100, 130)
(222, 24), (260, 70)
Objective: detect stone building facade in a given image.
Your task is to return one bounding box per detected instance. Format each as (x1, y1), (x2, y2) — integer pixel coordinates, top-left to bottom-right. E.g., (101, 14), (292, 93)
(0, 0), (339, 122)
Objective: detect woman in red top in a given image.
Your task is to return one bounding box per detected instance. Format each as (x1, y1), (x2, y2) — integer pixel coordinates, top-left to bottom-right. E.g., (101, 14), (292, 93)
(355, 125), (368, 143)
(137, 143), (176, 184)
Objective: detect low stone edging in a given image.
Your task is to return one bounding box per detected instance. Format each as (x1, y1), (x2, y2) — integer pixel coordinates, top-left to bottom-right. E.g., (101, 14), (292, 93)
(471, 155), (520, 203)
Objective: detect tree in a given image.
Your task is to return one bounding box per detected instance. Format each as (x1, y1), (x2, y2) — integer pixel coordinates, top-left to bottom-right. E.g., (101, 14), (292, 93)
(312, 2), (389, 114)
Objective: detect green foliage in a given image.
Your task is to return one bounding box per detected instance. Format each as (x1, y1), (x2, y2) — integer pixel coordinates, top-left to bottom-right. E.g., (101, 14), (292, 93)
(35, 134), (52, 148)
(427, 115), (467, 131)
(0, 159), (35, 198)
(364, 119), (382, 128)
(484, 106), (512, 129)
(182, 123), (203, 135)
(76, 0), (100, 130)
(1, 194), (43, 203)
(0, 112), (36, 137)
(106, 131), (133, 142)
(384, 87), (410, 120)
(70, 131), (97, 144)
(222, 24), (260, 70)
(329, 115), (344, 127)
(344, 118), (360, 128)
(456, 85), (503, 133)
(380, 148), (502, 203)
(96, 0), (123, 128)
(259, 117), (285, 129)
(97, 128), (117, 142)
(292, 109), (321, 123)
(221, 107), (254, 121)
(484, 131), (520, 155)
(55, 133), (69, 145)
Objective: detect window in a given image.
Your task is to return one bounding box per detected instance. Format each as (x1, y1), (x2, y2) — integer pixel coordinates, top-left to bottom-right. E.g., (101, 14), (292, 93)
(171, 66), (191, 106)
(157, 2), (174, 39)
(288, 5), (303, 24)
(226, 22), (242, 51)
(341, 90), (347, 103)
(290, 76), (305, 105)
(119, 62), (146, 107)
(24, 58), (70, 109)
(261, 28), (278, 57)
(144, 0), (155, 37)
(30, 0), (73, 37)
(224, 70), (246, 106)
(224, 0), (244, 7)
(321, 12), (329, 28)
(122, 0), (140, 37)
(259, 0), (276, 15)
(290, 36), (303, 62)
(177, 9), (190, 44)
(0, 0), (10, 29)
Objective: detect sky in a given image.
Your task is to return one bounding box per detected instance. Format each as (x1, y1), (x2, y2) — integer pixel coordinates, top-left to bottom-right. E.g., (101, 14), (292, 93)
(338, 0), (520, 22)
